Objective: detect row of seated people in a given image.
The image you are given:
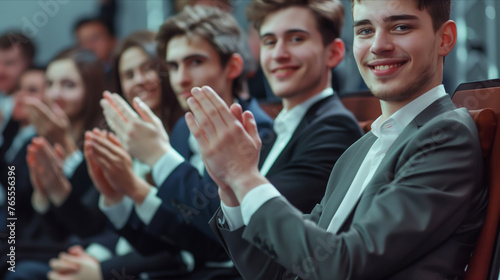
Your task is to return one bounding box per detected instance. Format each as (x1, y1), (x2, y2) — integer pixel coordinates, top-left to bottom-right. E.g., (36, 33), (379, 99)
(0, 0), (497, 279)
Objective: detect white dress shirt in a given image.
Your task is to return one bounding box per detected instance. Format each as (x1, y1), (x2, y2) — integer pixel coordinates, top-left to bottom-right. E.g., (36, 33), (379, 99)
(221, 88), (336, 230)
(222, 85), (448, 231)
(0, 94), (14, 147)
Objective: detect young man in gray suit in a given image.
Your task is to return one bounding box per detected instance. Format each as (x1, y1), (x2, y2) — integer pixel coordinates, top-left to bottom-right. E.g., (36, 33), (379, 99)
(186, 0), (487, 279)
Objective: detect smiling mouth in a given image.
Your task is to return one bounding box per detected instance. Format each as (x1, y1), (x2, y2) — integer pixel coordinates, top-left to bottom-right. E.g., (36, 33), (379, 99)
(370, 63), (405, 70)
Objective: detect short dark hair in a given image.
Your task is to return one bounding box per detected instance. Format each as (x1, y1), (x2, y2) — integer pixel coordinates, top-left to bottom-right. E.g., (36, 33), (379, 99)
(156, 5), (247, 96)
(73, 17), (115, 38)
(0, 32), (36, 62)
(246, 0), (345, 46)
(350, 0), (451, 32)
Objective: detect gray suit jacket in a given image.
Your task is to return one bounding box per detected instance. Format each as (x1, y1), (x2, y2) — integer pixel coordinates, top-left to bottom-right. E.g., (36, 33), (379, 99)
(210, 96), (488, 280)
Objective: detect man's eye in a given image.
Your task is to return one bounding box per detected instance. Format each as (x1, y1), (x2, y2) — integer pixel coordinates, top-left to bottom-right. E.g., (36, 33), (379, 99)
(394, 25), (411, 32)
(262, 39), (276, 46)
(191, 59), (202, 66)
(357, 28), (373, 36)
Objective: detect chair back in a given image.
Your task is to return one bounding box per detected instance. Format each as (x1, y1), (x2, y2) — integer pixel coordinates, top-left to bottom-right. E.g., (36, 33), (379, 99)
(452, 79), (500, 280)
(340, 91), (381, 133)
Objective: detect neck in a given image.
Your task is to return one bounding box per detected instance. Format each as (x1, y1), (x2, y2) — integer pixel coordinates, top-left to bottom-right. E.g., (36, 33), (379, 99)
(282, 69), (331, 111)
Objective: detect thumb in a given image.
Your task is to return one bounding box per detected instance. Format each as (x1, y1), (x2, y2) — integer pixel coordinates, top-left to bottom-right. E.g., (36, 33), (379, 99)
(67, 245), (85, 256)
(52, 103), (69, 123)
(133, 97), (156, 123)
(243, 111), (260, 145)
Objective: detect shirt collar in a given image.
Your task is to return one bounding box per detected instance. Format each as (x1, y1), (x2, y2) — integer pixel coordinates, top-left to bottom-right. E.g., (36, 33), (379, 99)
(274, 88), (334, 135)
(371, 85), (447, 139)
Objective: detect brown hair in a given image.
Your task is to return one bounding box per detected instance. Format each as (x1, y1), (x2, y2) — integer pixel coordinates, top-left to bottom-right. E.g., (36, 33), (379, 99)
(174, 0), (233, 13)
(112, 30), (184, 133)
(246, 0), (345, 46)
(156, 5), (247, 96)
(49, 47), (105, 145)
(0, 32), (35, 63)
(350, 0), (451, 32)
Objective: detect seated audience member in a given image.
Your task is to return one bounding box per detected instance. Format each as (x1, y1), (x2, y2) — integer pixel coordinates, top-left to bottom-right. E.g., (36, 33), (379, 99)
(47, 30), (187, 280)
(86, 0), (360, 275)
(0, 32), (35, 151)
(86, 5), (273, 278)
(0, 67), (45, 233)
(184, 0), (488, 279)
(74, 16), (117, 88)
(0, 48), (107, 280)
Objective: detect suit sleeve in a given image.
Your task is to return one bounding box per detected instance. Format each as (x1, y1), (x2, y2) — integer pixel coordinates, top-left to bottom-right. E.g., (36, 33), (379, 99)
(225, 115), (485, 280)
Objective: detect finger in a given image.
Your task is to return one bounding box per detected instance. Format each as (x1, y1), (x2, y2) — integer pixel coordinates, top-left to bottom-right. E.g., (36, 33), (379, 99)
(133, 97), (155, 123)
(51, 103), (69, 124)
(54, 143), (67, 160)
(107, 132), (123, 148)
(242, 111), (261, 147)
(90, 132), (128, 160)
(47, 271), (64, 280)
(230, 103), (244, 124)
(26, 98), (54, 123)
(201, 86), (236, 126)
(101, 99), (128, 136)
(193, 86), (228, 129)
(103, 90), (127, 121)
(86, 139), (116, 170)
(49, 257), (80, 273)
(67, 245), (85, 256)
(112, 93), (139, 121)
(187, 88), (217, 139)
(185, 112), (208, 148)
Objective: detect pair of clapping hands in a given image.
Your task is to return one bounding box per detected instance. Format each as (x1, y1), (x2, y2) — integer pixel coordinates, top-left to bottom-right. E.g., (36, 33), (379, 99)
(24, 98), (76, 209)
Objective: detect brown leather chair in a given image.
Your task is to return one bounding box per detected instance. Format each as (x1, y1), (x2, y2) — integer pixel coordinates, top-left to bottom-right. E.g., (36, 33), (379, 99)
(451, 79), (500, 280)
(340, 91), (381, 133)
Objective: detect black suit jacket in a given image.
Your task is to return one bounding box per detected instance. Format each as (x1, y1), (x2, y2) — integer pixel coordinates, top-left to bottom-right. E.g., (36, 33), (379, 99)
(211, 96), (487, 280)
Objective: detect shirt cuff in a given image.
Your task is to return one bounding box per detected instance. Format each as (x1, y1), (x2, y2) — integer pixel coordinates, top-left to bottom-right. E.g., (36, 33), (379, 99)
(241, 183), (281, 225)
(99, 195), (134, 229)
(220, 201), (243, 231)
(63, 149), (84, 178)
(85, 243), (113, 262)
(152, 148), (185, 186)
(134, 187), (161, 225)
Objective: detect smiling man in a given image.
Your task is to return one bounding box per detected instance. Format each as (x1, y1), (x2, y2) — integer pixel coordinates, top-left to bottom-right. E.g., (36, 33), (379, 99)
(184, 0), (488, 279)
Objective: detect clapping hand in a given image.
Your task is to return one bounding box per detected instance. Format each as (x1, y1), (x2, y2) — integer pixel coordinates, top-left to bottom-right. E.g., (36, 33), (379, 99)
(100, 91), (171, 166)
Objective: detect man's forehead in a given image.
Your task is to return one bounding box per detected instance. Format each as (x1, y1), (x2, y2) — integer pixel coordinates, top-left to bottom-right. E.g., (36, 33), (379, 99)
(352, 0), (420, 21)
(259, 7), (316, 36)
(166, 35), (215, 61)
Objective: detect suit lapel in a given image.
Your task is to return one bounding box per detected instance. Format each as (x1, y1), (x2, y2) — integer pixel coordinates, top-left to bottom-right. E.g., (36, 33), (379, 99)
(336, 96), (457, 227)
(317, 133), (377, 228)
(262, 95), (335, 175)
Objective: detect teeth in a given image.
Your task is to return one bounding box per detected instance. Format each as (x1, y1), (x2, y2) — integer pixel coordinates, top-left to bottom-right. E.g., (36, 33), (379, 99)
(276, 69), (290, 73)
(374, 63), (403, 70)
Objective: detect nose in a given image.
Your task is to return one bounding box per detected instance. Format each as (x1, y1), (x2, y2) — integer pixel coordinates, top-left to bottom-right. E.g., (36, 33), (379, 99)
(175, 65), (191, 87)
(133, 70), (146, 85)
(370, 31), (394, 54)
(272, 39), (290, 61)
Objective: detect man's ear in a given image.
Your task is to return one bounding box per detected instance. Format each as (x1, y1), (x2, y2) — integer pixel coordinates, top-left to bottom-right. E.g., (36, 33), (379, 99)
(326, 38), (345, 68)
(226, 53), (244, 80)
(438, 20), (457, 57)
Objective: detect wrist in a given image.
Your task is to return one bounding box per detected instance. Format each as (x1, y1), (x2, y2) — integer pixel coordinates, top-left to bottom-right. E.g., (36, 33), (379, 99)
(146, 143), (170, 167)
(231, 169), (269, 203)
(218, 188), (240, 207)
(102, 193), (125, 206)
(129, 177), (151, 205)
(49, 181), (71, 207)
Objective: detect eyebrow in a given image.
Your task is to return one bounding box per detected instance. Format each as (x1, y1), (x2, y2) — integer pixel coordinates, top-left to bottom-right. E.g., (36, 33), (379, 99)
(260, 29), (310, 39)
(353, 14), (419, 27)
(166, 54), (208, 64)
